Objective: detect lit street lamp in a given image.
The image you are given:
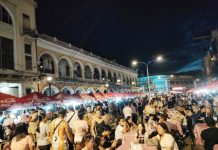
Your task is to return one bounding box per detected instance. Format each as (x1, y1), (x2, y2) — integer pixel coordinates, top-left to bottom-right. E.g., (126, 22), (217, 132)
(132, 55), (163, 97)
(47, 76), (53, 96)
(194, 78), (200, 88)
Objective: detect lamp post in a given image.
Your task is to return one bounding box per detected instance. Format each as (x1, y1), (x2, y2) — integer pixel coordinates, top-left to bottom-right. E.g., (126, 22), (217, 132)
(194, 78), (200, 88)
(132, 56), (163, 97)
(46, 76), (53, 96)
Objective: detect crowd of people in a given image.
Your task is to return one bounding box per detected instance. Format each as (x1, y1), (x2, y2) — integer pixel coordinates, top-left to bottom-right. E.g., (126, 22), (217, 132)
(0, 93), (218, 150)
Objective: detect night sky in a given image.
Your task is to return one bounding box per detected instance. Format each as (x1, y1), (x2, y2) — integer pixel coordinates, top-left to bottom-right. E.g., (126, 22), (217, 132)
(36, 0), (218, 75)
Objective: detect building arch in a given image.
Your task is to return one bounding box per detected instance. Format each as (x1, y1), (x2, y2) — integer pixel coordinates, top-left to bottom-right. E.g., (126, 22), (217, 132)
(113, 72), (118, 83)
(61, 86), (74, 95)
(72, 60), (84, 79)
(108, 71), (113, 82)
(87, 87), (95, 93)
(126, 77), (130, 85)
(130, 78), (132, 85)
(117, 73), (122, 84)
(101, 69), (107, 81)
(103, 89), (108, 93)
(96, 89), (103, 93)
(123, 75), (126, 83)
(42, 85), (59, 96)
(84, 63), (93, 79)
(58, 56), (72, 78)
(75, 87), (86, 94)
(94, 66), (101, 80)
(38, 51), (58, 75)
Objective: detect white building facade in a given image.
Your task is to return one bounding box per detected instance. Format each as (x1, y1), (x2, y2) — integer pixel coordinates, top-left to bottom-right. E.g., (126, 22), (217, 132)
(0, 0), (137, 97)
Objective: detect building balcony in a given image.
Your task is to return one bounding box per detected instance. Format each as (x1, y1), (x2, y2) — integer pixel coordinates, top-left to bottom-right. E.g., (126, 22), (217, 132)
(85, 78), (94, 83)
(73, 77), (84, 82)
(23, 28), (38, 37)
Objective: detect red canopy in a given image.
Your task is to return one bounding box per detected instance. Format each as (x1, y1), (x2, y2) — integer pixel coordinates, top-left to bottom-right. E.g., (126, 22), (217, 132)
(0, 92), (25, 109)
(71, 93), (95, 101)
(51, 92), (75, 101)
(105, 92), (115, 99)
(206, 80), (218, 90)
(188, 80), (218, 93)
(21, 92), (53, 106)
(113, 92), (125, 99)
(99, 92), (110, 99)
(89, 92), (106, 101)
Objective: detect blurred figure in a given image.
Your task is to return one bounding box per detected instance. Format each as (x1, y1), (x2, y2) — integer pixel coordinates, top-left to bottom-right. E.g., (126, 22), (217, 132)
(50, 108), (73, 150)
(11, 123), (35, 150)
(201, 117), (218, 150)
(36, 113), (50, 150)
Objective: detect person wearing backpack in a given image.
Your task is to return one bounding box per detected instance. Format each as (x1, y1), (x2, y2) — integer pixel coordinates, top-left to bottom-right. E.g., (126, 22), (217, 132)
(50, 108), (74, 150)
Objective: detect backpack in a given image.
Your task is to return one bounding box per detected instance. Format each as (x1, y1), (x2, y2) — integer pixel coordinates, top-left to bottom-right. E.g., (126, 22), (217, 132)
(171, 130), (185, 150)
(52, 120), (64, 150)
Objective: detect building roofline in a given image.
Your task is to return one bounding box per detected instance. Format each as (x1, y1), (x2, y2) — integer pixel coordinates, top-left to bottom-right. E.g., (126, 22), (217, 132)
(38, 34), (136, 74)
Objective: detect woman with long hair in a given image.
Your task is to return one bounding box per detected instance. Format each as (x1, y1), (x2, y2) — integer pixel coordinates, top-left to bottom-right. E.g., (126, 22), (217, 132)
(136, 122), (146, 144)
(10, 123), (35, 150)
(155, 123), (178, 150)
(81, 134), (94, 150)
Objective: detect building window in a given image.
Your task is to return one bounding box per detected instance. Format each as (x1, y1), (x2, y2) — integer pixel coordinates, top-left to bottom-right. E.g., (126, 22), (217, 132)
(23, 13), (30, 30)
(0, 5), (12, 25)
(0, 37), (14, 69)
(24, 44), (32, 70)
(26, 88), (32, 95)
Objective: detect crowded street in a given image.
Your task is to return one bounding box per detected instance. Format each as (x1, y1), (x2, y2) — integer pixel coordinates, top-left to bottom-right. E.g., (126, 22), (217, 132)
(0, 91), (218, 150)
(1, 0), (218, 150)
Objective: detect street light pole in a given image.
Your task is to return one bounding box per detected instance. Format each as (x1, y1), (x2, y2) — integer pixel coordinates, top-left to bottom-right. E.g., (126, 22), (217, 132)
(48, 82), (51, 96)
(146, 63), (151, 96)
(47, 76), (53, 96)
(132, 56), (163, 97)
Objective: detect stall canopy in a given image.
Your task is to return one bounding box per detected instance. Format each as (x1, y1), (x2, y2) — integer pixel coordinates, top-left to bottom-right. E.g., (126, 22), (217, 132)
(188, 80), (218, 93)
(72, 93), (95, 101)
(105, 92), (115, 99)
(51, 92), (75, 101)
(99, 92), (110, 99)
(51, 92), (84, 106)
(89, 92), (106, 101)
(113, 92), (125, 99)
(0, 92), (25, 109)
(21, 92), (54, 106)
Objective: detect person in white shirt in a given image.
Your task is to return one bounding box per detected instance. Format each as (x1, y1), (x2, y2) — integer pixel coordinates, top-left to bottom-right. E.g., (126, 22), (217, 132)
(123, 103), (132, 118)
(65, 106), (78, 130)
(155, 123), (179, 150)
(3, 113), (14, 127)
(112, 118), (127, 149)
(36, 113), (50, 150)
(144, 102), (156, 116)
(72, 111), (89, 149)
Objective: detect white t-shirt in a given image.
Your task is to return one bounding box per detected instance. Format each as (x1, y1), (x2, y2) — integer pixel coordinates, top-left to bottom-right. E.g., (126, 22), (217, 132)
(36, 122), (50, 146)
(73, 120), (88, 143)
(65, 111), (78, 129)
(156, 134), (179, 150)
(3, 118), (14, 126)
(115, 125), (124, 140)
(123, 106), (132, 118)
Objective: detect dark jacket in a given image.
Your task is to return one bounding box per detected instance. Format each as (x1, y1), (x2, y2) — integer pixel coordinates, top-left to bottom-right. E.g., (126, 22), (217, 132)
(201, 127), (218, 150)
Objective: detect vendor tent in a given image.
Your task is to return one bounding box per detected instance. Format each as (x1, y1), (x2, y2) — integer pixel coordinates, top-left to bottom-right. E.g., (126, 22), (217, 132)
(0, 92), (25, 109)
